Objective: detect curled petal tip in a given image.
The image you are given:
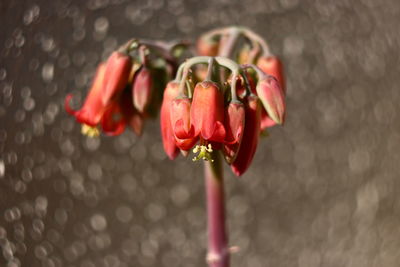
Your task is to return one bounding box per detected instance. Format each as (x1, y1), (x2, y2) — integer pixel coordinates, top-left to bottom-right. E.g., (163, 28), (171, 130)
(64, 94), (77, 115)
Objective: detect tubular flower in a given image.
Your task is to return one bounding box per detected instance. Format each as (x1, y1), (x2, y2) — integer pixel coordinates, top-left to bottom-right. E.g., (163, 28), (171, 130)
(101, 51), (132, 105)
(65, 63), (107, 127)
(170, 96), (198, 151)
(160, 82), (181, 159)
(257, 56), (286, 94)
(132, 65), (153, 113)
(256, 76), (285, 125)
(190, 81), (226, 142)
(231, 95), (262, 176)
(223, 101), (245, 164)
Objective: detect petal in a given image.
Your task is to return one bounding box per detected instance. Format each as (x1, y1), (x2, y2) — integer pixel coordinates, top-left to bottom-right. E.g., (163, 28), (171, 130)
(202, 121), (226, 142)
(69, 63), (107, 126)
(260, 109), (277, 129)
(231, 95), (262, 176)
(190, 81), (225, 141)
(174, 119), (195, 140)
(132, 66), (153, 113)
(102, 51), (132, 105)
(256, 76), (285, 125)
(64, 94), (77, 115)
(101, 103), (126, 136)
(257, 56), (286, 94)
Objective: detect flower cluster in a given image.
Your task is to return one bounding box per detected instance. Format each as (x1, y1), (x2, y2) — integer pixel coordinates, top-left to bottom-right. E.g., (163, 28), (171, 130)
(65, 27), (286, 176)
(160, 55), (285, 176)
(158, 27), (286, 176)
(65, 40), (183, 137)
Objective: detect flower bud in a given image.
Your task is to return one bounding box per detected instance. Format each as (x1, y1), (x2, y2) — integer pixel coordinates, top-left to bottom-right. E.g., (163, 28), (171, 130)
(102, 51), (132, 105)
(256, 76), (285, 125)
(132, 66), (153, 113)
(231, 95), (262, 176)
(190, 81), (226, 142)
(223, 101), (245, 164)
(257, 56), (285, 94)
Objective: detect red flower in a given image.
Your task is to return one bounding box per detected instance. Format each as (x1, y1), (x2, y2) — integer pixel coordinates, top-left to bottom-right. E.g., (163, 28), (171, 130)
(132, 66), (153, 113)
(101, 51), (132, 105)
(256, 76), (285, 125)
(190, 81), (226, 142)
(231, 95), (262, 176)
(160, 82), (180, 159)
(65, 57), (143, 137)
(65, 63), (107, 127)
(257, 56), (286, 94)
(223, 101), (245, 163)
(170, 96), (198, 151)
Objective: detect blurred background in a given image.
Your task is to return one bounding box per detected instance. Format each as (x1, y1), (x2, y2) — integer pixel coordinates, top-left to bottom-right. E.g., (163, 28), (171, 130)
(1, 0), (400, 266)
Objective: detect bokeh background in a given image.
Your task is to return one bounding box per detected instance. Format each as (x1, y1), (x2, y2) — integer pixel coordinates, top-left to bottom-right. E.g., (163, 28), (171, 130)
(1, 0), (400, 266)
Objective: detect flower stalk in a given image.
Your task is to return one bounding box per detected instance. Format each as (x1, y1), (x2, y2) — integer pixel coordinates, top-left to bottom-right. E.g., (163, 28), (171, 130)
(204, 151), (229, 267)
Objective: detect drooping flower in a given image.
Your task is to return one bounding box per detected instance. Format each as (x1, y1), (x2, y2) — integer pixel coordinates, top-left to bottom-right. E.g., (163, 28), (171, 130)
(257, 56), (286, 94)
(231, 94), (262, 176)
(170, 96), (198, 151)
(132, 65), (153, 113)
(65, 63), (107, 128)
(160, 82), (181, 159)
(223, 101), (245, 164)
(101, 51), (132, 105)
(190, 81), (226, 142)
(256, 76), (285, 125)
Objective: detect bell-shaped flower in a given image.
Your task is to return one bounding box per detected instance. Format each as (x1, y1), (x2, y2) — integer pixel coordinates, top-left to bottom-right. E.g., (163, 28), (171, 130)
(101, 51), (132, 105)
(223, 101), (245, 164)
(256, 76), (285, 125)
(257, 56), (286, 94)
(160, 82), (180, 159)
(197, 37), (219, 57)
(65, 63), (107, 127)
(231, 95), (262, 176)
(190, 81), (226, 142)
(132, 66), (153, 113)
(170, 96), (198, 151)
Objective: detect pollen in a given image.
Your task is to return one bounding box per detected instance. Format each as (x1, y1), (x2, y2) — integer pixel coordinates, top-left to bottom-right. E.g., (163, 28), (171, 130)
(81, 124), (100, 137)
(192, 144), (214, 162)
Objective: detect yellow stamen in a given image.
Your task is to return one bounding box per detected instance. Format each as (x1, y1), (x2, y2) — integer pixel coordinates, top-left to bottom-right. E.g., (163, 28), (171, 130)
(81, 124), (100, 137)
(192, 144), (214, 162)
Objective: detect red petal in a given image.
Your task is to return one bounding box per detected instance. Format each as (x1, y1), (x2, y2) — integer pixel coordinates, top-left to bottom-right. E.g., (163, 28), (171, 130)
(64, 94), (77, 115)
(72, 63), (107, 126)
(256, 76), (285, 125)
(190, 81), (225, 141)
(102, 52), (132, 105)
(231, 95), (262, 176)
(101, 103), (126, 136)
(257, 56), (286, 94)
(132, 67), (152, 112)
(160, 82), (180, 159)
(260, 109), (277, 129)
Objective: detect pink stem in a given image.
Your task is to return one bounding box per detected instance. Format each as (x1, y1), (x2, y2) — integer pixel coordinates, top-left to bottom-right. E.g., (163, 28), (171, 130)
(204, 152), (229, 267)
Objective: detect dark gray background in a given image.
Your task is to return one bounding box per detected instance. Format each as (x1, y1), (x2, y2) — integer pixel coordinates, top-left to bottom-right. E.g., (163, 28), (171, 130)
(1, 0), (400, 266)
